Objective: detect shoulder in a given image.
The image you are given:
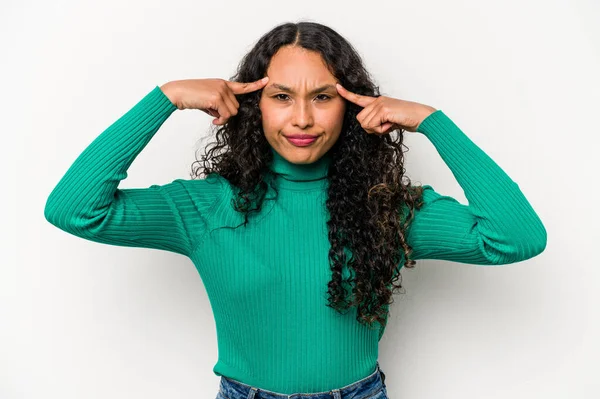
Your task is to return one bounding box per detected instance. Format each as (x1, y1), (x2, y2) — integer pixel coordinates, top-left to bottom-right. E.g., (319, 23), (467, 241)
(179, 173), (226, 189)
(171, 173), (231, 210)
(402, 184), (460, 222)
(417, 184), (463, 207)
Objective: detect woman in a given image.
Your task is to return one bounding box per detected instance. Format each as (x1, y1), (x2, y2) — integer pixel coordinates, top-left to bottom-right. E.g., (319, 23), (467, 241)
(44, 21), (547, 399)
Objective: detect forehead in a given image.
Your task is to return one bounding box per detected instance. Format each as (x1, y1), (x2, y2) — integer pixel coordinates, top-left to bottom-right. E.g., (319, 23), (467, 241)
(266, 46), (335, 83)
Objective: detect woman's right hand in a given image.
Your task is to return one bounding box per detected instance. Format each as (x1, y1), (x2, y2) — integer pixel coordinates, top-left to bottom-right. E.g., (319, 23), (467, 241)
(160, 77), (269, 125)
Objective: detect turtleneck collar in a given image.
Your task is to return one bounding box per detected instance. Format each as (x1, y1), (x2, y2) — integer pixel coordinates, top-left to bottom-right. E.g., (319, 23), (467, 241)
(268, 146), (331, 191)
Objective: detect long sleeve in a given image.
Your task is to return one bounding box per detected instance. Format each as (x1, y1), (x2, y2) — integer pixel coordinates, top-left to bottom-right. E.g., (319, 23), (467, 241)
(44, 86), (222, 257)
(405, 110), (547, 265)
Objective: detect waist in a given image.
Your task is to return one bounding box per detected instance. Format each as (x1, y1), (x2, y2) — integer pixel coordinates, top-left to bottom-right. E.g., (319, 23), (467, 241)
(218, 362), (387, 399)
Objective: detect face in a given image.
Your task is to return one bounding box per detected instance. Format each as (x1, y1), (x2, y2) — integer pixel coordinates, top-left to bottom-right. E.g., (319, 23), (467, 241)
(259, 46), (346, 164)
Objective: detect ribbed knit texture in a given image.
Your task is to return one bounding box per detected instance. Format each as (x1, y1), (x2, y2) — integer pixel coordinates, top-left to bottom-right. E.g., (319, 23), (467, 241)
(44, 86), (547, 394)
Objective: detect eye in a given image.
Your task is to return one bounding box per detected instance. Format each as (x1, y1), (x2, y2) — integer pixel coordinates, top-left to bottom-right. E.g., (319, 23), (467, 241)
(273, 94), (290, 101)
(272, 93), (331, 102)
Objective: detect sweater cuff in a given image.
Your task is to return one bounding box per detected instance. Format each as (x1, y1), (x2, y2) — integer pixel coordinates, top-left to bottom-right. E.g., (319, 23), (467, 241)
(154, 85), (178, 113)
(415, 109), (473, 149)
(416, 109), (448, 134)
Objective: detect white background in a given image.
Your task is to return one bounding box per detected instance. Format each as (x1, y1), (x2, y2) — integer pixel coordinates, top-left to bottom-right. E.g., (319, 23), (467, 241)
(2, 0), (599, 398)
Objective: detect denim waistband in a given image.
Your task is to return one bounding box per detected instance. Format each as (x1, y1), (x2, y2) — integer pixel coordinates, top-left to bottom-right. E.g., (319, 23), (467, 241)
(218, 362), (387, 399)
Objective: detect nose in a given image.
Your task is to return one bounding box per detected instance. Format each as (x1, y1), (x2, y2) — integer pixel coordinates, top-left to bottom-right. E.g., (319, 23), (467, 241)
(291, 100), (314, 129)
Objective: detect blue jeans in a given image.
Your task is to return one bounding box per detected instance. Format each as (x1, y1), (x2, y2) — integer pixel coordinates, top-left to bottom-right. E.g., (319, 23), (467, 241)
(217, 362), (388, 399)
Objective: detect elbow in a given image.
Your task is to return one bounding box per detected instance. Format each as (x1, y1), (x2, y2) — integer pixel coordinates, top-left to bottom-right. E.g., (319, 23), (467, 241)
(45, 194), (108, 238)
(525, 212), (548, 258)
(513, 223), (547, 262)
(44, 186), (100, 236)
(44, 203), (71, 233)
(481, 223), (547, 265)
(528, 207), (548, 258)
(44, 194), (74, 230)
(531, 223), (547, 257)
(44, 195), (60, 227)
(513, 212), (548, 262)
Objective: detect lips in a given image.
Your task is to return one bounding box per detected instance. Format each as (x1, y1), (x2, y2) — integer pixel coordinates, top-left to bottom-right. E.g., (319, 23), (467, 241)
(284, 134), (319, 147)
(285, 134), (319, 139)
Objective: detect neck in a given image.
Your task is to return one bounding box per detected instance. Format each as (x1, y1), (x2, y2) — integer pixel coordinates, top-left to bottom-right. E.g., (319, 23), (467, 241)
(268, 147), (331, 190)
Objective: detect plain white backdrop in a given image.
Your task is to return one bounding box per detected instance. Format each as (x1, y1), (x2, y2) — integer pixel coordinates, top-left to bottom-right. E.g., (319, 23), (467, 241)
(2, 0), (599, 398)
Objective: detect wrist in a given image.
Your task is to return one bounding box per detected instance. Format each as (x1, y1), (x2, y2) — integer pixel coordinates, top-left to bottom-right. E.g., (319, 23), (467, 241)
(160, 81), (181, 108)
(416, 107), (438, 132)
(423, 106), (437, 116)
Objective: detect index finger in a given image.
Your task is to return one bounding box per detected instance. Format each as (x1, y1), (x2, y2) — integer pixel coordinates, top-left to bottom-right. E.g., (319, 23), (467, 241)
(335, 83), (376, 107)
(227, 76), (270, 95)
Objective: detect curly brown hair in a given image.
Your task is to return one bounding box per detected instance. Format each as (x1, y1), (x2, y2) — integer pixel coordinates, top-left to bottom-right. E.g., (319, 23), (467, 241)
(191, 21), (425, 333)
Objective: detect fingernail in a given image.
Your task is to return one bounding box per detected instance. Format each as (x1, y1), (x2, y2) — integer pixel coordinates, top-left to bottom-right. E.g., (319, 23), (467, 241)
(262, 77), (269, 82)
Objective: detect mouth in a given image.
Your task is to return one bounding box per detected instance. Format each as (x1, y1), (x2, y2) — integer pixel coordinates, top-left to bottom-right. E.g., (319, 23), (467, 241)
(284, 134), (320, 147)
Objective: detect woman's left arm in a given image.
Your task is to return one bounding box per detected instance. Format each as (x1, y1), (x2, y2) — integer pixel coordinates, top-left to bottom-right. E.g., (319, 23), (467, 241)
(406, 110), (547, 264)
(336, 84), (547, 265)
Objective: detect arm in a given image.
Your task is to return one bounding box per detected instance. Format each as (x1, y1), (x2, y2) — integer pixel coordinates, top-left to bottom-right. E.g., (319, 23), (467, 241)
(405, 111), (547, 265)
(44, 86), (222, 257)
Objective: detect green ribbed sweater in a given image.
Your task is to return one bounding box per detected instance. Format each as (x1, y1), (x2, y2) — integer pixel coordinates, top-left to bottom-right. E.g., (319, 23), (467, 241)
(44, 86), (547, 394)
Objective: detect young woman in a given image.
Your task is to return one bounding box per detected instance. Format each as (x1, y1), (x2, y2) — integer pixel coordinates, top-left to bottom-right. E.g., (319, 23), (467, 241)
(44, 21), (547, 399)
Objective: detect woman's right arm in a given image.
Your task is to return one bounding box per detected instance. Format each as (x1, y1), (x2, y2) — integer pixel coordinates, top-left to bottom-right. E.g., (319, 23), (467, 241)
(43, 85), (222, 257)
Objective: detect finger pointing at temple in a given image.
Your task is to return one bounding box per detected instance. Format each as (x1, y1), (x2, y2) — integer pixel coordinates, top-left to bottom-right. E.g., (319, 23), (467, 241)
(335, 84), (377, 107)
(227, 77), (270, 95)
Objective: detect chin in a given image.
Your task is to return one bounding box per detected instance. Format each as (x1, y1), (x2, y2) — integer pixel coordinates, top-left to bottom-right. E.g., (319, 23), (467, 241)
(280, 147), (320, 164)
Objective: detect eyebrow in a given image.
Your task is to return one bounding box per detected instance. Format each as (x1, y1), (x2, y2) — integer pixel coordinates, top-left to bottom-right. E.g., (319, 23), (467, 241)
(266, 83), (336, 95)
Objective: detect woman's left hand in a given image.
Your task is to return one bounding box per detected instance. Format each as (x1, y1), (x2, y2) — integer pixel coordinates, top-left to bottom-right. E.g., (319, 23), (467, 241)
(336, 83), (437, 135)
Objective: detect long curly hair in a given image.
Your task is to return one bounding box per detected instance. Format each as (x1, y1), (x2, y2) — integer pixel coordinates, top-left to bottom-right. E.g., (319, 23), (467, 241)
(191, 21), (425, 332)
